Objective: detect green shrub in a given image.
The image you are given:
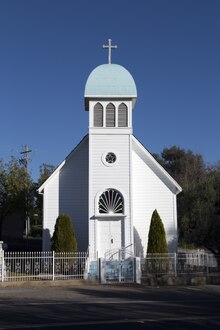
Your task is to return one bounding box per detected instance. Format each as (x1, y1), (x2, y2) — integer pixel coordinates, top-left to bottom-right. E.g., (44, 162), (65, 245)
(51, 214), (77, 252)
(29, 225), (42, 237)
(147, 209), (168, 254)
(145, 210), (169, 275)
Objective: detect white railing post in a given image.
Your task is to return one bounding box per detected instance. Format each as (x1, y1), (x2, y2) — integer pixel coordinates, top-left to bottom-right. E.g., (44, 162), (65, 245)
(0, 241), (4, 282)
(134, 257), (141, 284)
(52, 251), (55, 281)
(174, 253), (177, 277)
(99, 258), (106, 284)
(1, 250), (4, 282)
(118, 249), (122, 283)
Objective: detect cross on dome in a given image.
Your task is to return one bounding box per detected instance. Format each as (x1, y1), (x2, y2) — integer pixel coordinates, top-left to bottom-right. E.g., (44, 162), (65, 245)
(102, 39), (118, 64)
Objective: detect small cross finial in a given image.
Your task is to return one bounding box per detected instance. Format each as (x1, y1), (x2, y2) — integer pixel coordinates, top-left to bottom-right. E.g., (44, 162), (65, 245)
(102, 39), (118, 64)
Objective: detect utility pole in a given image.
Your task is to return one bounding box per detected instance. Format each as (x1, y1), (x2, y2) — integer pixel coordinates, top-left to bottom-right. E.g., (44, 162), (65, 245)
(20, 145), (32, 249)
(20, 145), (32, 176)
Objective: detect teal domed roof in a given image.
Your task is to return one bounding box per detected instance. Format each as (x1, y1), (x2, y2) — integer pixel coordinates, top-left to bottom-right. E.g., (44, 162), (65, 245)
(84, 64), (137, 97)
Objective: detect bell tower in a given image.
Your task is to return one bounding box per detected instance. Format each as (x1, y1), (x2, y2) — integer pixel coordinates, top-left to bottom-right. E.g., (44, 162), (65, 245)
(84, 40), (137, 257)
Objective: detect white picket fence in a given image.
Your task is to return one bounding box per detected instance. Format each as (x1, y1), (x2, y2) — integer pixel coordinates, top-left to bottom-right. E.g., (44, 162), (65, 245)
(1, 251), (88, 282)
(1, 250), (220, 283)
(142, 252), (220, 277)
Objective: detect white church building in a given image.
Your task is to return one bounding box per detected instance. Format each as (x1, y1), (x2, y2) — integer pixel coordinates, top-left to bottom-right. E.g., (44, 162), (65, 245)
(39, 40), (182, 258)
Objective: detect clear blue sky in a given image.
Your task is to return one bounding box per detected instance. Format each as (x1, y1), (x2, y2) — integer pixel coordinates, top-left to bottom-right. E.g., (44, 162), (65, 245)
(0, 0), (219, 181)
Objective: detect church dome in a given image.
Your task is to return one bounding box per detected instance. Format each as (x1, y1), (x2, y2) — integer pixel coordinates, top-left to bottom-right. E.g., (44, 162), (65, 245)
(84, 64), (137, 98)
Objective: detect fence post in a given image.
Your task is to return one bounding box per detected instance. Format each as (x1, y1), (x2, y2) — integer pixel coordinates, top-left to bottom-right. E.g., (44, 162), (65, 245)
(52, 251), (55, 281)
(118, 249), (122, 283)
(174, 253), (177, 277)
(99, 258), (106, 284)
(206, 253), (209, 276)
(1, 250), (4, 282)
(0, 241), (4, 282)
(134, 257), (141, 284)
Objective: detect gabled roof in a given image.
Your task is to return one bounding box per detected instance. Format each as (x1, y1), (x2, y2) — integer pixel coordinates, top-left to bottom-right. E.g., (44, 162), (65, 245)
(38, 135), (88, 194)
(132, 135), (182, 195)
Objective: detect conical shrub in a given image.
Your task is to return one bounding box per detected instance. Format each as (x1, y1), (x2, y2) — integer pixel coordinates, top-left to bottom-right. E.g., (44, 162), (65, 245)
(147, 209), (168, 254)
(51, 214), (77, 252)
(146, 210), (169, 275)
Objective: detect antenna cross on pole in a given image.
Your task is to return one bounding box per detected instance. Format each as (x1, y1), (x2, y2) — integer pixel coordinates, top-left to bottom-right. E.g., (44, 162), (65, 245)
(102, 39), (118, 64)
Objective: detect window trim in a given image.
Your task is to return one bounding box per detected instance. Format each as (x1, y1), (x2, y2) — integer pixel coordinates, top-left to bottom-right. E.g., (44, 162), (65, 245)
(101, 151), (118, 167)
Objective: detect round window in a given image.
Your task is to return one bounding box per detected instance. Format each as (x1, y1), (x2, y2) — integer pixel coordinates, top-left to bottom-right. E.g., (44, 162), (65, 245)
(105, 152), (116, 164)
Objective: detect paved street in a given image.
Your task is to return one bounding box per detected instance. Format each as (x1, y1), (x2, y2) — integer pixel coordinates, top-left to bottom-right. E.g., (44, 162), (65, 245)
(0, 283), (220, 329)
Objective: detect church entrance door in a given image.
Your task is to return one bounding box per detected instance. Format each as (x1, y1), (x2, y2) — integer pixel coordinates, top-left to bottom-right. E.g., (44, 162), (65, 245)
(98, 218), (124, 258)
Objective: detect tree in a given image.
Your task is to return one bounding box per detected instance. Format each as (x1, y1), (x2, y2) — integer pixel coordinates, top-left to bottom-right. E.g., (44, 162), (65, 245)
(154, 146), (206, 189)
(147, 209), (168, 254)
(203, 167), (220, 255)
(38, 163), (56, 186)
(0, 157), (33, 239)
(0, 159), (56, 241)
(154, 146), (220, 256)
(51, 214), (77, 252)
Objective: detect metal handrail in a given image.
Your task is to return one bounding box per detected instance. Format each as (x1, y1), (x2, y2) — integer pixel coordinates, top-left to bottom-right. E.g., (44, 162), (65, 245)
(105, 244), (134, 261)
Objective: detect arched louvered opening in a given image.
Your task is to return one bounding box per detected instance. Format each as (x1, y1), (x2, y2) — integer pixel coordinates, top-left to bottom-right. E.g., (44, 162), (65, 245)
(98, 189), (124, 214)
(94, 103), (103, 127)
(118, 103), (128, 127)
(106, 103), (115, 127)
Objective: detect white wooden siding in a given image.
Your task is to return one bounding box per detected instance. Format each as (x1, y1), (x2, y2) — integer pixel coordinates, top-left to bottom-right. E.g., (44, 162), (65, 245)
(42, 138), (89, 251)
(43, 175), (59, 251)
(89, 134), (132, 256)
(132, 147), (177, 257)
(132, 137), (181, 194)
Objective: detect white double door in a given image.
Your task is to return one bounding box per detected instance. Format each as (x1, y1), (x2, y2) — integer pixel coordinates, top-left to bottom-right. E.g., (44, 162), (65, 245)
(98, 218), (124, 258)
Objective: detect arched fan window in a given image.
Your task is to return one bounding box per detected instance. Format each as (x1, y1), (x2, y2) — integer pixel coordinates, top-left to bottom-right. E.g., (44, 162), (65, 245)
(94, 103), (103, 127)
(98, 189), (124, 214)
(106, 103), (115, 127)
(118, 103), (128, 127)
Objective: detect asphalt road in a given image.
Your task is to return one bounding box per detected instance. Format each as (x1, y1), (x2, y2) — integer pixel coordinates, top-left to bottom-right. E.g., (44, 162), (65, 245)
(0, 283), (220, 329)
